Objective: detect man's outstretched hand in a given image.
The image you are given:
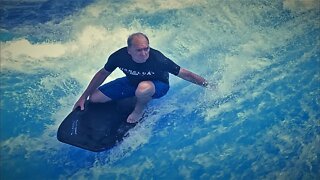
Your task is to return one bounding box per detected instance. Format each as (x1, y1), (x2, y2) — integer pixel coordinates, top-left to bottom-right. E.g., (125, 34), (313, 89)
(204, 81), (218, 90)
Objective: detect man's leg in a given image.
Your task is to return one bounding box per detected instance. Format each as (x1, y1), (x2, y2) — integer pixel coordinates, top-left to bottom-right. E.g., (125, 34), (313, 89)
(89, 89), (112, 103)
(127, 81), (155, 123)
(90, 77), (134, 103)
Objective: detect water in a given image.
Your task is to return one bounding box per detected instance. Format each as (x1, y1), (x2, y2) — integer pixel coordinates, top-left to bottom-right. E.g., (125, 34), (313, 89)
(1, 0), (319, 179)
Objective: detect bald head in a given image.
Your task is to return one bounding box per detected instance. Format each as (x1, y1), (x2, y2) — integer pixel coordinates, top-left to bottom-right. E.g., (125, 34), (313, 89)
(127, 32), (149, 47)
(127, 32), (150, 63)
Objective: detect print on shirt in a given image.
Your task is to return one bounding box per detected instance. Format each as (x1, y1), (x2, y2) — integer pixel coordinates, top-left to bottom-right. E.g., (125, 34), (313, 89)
(120, 67), (155, 76)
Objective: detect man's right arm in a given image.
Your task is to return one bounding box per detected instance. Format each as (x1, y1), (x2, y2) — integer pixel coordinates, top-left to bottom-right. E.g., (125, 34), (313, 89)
(73, 68), (111, 110)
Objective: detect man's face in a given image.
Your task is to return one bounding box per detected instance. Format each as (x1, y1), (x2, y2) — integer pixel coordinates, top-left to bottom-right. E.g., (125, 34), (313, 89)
(127, 36), (150, 63)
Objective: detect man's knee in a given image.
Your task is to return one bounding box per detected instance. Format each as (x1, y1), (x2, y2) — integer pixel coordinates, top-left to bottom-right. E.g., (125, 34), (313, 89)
(89, 90), (112, 103)
(135, 81), (155, 98)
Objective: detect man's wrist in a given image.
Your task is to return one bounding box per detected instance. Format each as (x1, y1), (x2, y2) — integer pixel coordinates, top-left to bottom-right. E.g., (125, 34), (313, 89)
(202, 81), (208, 87)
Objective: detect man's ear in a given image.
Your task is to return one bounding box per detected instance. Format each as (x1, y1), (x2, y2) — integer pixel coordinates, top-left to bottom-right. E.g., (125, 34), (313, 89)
(127, 47), (132, 55)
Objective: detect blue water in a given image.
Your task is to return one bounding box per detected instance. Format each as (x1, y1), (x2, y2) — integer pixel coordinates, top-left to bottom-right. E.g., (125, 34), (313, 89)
(1, 0), (319, 179)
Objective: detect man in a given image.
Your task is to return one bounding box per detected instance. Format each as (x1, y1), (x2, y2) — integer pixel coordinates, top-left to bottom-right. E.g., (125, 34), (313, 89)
(73, 32), (208, 123)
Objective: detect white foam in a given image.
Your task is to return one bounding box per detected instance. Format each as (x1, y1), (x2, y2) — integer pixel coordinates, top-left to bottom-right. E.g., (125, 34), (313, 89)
(1, 39), (67, 59)
(283, 0), (320, 12)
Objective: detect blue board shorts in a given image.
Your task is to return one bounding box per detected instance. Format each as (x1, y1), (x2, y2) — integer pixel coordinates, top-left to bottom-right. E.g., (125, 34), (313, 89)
(98, 77), (169, 100)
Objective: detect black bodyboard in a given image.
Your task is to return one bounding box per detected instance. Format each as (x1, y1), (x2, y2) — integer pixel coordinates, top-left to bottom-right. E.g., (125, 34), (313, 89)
(57, 97), (137, 152)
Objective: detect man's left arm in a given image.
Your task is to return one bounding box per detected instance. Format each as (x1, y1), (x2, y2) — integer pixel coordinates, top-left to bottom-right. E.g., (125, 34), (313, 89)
(177, 68), (208, 87)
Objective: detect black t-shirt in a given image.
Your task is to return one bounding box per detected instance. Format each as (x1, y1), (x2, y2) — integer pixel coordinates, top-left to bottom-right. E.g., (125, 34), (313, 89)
(104, 47), (181, 86)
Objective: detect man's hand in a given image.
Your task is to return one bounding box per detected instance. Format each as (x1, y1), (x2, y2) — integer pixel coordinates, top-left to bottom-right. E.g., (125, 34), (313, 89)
(204, 81), (218, 89)
(73, 97), (86, 111)
(72, 68), (111, 111)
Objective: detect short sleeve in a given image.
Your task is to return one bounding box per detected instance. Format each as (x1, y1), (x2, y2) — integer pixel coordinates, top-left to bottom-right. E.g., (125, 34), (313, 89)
(104, 53), (117, 72)
(154, 49), (180, 75)
(164, 57), (180, 75)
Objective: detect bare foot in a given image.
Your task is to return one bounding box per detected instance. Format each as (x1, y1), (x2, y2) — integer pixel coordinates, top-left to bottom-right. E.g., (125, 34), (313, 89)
(127, 110), (144, 123)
